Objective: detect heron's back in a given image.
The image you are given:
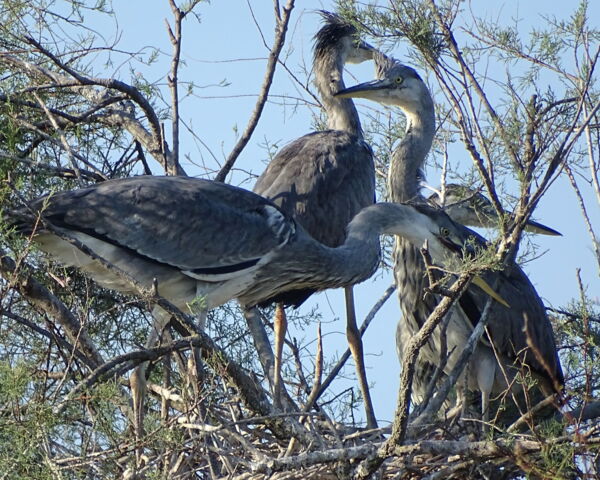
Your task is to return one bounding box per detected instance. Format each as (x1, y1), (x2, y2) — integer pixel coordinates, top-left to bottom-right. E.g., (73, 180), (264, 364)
(254, 130), (375, 247)
(253, 130), (375, 307)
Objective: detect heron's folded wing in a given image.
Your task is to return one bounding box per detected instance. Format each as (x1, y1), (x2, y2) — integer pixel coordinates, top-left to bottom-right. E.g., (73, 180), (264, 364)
(453, 223), (564, 386)
(31, 176), (295, 272)
(254, 130), (375, 246)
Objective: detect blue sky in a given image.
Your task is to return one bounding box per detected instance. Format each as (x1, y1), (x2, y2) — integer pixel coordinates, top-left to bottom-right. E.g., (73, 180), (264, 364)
(83, 0), (600, 424)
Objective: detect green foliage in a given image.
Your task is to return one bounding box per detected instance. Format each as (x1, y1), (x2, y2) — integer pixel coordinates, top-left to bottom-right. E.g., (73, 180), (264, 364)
(0, 362), (58, 479)
(535, 419), (577, 478)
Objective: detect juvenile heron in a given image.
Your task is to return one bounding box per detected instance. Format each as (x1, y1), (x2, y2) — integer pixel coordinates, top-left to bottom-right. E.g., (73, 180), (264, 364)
(10, 176), (484, 337)
(253, 12), (377, 425)
(425, 183), (561, 236)
(336, 53), (563, 420)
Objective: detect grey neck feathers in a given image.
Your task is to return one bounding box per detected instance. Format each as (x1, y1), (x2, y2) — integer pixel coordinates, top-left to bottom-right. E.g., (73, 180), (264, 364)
(305, 205), (392, 286)
(322, 202), (422, 283)
(388, 98), (435, 203)
(314, 53), (363, 136)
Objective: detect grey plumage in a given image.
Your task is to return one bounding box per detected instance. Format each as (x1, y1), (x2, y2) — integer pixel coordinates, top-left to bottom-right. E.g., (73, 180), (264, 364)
(336, 53), (563, 418)
(442, 223), (564, 391)
(426, 183), (562, 236)
(252, 12), (377, 426)
(253, 11), (375, 304)
(254, 130), (373, 250)
(10, 176), (467, 316)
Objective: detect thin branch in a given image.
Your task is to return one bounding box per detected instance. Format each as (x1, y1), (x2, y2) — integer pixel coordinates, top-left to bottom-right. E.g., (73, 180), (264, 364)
(215, 0), (295, 182)
(3, 155), (107, 182)
(314, 284), (395, 403)
(0, 49), (185, 174)
(32, 92), (84, 185)
(165, 0), (184, 174)
(0, 248), (104, 369)
(303, 322), (324, 414)
(23, 36), (163, 152)
(564, 161), (600, 274)
(0, 308), (87, 365)
(410, 294), (496, 433)
(426, 0), (520, 168)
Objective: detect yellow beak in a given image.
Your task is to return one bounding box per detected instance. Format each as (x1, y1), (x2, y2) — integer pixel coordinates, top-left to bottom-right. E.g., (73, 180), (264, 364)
(472, 275), (510, 308)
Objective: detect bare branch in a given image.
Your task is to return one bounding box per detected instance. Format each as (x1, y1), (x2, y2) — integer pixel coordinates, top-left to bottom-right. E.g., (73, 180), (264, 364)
(314, 284), (395, 403)
(215, 0), (295, 182)
(0, 50), (185, 174)
(0, 248), (104, 369)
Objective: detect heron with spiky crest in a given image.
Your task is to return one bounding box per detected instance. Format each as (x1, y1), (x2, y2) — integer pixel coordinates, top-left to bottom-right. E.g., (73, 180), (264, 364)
(336, 53), (563, 422)
(253, 12), (378, 426)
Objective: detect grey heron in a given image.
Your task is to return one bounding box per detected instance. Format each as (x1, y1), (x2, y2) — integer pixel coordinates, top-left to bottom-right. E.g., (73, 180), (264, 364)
(252, 12), (377, 425)
(425, 183), (562, 236)
(10, 176), (488, 344)
(336, 53), (564, 422)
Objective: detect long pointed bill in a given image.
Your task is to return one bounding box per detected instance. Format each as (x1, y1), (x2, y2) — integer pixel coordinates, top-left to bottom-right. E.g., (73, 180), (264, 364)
(480, 205), (562, 236)
(472, 276), (510, 308)
(335, 79), (389, 99)
(433, 234), (509, 308)
(464, 203), (562, 236)
(524, 219), (562, 236)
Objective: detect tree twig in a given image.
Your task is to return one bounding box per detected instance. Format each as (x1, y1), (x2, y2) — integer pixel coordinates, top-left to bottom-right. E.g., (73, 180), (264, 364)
(215, 0), (295, 182)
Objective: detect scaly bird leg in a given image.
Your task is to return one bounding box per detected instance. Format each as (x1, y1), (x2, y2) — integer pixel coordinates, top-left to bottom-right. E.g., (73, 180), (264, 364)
(273, 303), (288, 410)
(477, 352), (496, 433)
(344, 286), (378, 429)
(131, 307), (171, 442)
(244, 307), (276, 389)
(131, 306), (207, 449)
(129, 366), (146, 469)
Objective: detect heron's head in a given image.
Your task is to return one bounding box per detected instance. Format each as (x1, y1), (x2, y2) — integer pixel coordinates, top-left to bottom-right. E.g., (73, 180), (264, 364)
(426, 184), (494, 228)
(334, 52), (431, 112)
(314, 11), (374, 66)
(346, 38), (375, 64)
(364, 202), (476, 261)
(426, 183), (562, 236)
(405, 204), (476, 261)
(380, 202), (510, 307)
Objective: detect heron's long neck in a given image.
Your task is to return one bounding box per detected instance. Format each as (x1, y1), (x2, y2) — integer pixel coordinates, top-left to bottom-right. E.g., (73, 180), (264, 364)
(314, 230), (380, 286)
(316, 203), (426, 285)
(388, 105), (435, 203)
(314, 55), (363, 136)
(389, 100), (436, 332)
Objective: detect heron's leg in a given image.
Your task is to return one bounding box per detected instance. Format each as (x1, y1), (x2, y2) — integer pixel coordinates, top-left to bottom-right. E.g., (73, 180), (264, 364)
(197, 309), (207, 331)
(244, 307), (276, 388)
(453, 374), (467, 419)
(187, 309), (207, 402)
(476, 352), (496, 432)
(273, 303), (287, 410)
(130, 306), (171, 464)
(129, 365), (146, 468)
(481, 392), (490, 431)
(244, 306), (299, 413)
(344, 286), (378, 429)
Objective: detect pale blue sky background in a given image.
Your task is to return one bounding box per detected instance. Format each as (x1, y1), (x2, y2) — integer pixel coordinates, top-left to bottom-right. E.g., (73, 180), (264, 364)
(81, 0), (600, 424)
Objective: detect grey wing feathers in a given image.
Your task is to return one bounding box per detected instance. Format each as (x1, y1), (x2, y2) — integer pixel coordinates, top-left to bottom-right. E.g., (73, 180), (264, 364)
(457, 226), (564, 386)
(480, 265), (564, 385)
(29, 176), (294, 272)
(254, 130), (375, 247)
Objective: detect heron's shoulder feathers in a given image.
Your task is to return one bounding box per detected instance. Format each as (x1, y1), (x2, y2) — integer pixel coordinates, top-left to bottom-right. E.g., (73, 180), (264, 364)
(22, 176), (297, 276)
(253, 130), (375, 246)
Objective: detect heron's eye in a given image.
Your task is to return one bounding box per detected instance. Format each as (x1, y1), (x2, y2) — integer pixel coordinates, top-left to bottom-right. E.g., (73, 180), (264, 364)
(440, 227), (451, 238)
(395, 76), (404, 84)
